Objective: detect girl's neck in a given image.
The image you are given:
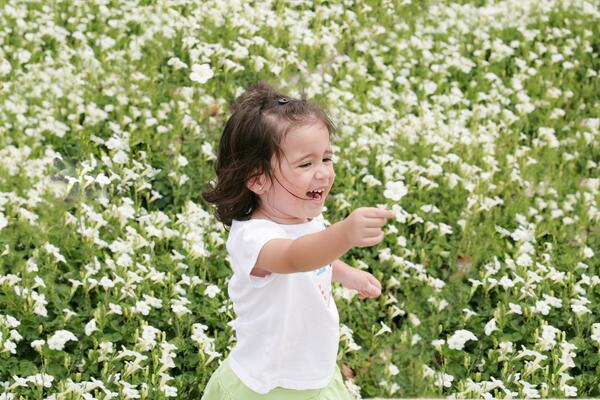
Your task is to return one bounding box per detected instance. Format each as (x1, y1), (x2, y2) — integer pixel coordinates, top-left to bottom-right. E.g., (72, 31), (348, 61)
(250, 209), (312, 224)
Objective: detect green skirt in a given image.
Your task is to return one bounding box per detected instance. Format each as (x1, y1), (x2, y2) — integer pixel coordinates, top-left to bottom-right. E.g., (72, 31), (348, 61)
(201, 357), (354, 400)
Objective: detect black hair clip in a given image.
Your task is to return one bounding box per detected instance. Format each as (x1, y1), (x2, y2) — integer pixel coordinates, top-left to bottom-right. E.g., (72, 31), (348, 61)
(277, 97), (289, 105)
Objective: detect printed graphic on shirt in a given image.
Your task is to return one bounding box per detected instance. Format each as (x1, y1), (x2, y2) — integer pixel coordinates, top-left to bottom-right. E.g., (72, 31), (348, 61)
(314, 265), (332, 306)
(315, 266), (328, 276)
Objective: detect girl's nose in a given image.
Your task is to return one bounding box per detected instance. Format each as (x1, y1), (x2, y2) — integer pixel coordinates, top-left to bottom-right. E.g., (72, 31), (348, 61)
(315, 164), (332, 180)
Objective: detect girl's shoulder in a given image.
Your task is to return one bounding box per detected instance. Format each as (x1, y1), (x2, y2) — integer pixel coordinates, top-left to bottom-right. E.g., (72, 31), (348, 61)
(229, 217), (286, 237)
(230, 215), (324, 234)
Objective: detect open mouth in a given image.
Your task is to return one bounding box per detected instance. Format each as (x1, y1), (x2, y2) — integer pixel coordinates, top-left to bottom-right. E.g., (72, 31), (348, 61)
(306, 189), (325, 200)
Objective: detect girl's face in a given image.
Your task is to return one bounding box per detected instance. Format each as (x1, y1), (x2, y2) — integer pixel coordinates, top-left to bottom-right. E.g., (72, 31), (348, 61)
(253, 119), (335, 224)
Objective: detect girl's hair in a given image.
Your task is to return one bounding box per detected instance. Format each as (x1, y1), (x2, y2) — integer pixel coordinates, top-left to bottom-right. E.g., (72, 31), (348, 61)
(202, 81), (335, 227)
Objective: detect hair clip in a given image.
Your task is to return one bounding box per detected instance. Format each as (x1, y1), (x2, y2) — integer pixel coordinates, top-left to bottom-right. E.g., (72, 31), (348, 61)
(277, 97), (289, 105)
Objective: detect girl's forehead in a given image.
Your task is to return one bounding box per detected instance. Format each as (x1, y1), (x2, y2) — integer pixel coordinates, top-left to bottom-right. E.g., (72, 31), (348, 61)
(281, 120), (331, 149)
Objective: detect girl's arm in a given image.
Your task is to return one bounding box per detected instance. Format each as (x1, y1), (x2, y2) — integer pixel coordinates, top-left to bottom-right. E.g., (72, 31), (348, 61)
(256, 220), (351, 274)
(331, 259), (352, 286)
(332, 258), (383, 299)
(254, 207), (394, 274)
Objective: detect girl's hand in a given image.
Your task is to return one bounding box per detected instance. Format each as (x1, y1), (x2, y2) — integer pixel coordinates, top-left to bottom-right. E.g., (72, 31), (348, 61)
(342, 207), (395, 248)
(341, 267), (382, 300)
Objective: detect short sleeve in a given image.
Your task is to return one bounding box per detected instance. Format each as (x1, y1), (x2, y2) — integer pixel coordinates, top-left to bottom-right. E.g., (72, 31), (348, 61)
(226, 219), (288, 287)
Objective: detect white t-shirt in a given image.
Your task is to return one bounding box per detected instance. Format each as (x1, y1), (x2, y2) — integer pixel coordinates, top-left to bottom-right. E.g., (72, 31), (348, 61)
(225, 214), (340, 394)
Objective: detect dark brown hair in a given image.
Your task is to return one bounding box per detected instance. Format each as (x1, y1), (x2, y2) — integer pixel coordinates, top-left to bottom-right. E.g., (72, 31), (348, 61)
(202, 81), (335, 227)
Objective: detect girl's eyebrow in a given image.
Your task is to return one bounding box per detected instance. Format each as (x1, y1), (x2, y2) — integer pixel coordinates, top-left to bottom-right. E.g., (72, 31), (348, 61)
(293, 149), (333, 163)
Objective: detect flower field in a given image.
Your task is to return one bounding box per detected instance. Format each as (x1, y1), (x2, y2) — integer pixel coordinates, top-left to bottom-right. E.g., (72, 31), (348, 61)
(0, 0), (599, 398)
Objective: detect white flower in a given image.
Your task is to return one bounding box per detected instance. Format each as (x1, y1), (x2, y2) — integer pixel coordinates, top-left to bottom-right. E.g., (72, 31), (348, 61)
(559, 341), (577, 370)
(561, 384), (577, 397)
(509, 302), (523, 315)
(143, 294), (163, 309)
(498, 341), (514, 361)
(484, 318), (498, 336)
(47, 330), (78, 350)
(439, 223), (453, 235)
(161, 384), (177, 397)
(116, 253), (133, 267)
(176, 155), (189, 167)
(409, 313), (421, 327)
(571, 296), (592, 316)
(520, 380), (540, 398)
(9, 331), (21, 344)
(374, 321), (392, 337)
(462, 308), (478, 319)
(2, 340), (16, 354)
(499, 276), (515, 289)
(205, 284), (221, 299)
(17, 49), (31, 64)
(120, 381), (140, 399)
(437, 299), (448, 311)
(139, 325), (160, 351)
(201, 142), (216, 160)
(109, 303), (123, 315)
(362, 174), (382, 187)
(31, 340), (45, 350)
(191, 323), (208, 343)
(43, 243), (66, 263)
(133, 301), (150, 316)
(516, 253), (533, 267)
(98, 342), (114, 363)
(538, 324), (560, 351)
(591, 323), (600, 344)
(159, 341), (177, 369)
(0, 58), (11, 76)
(447, 329), (478, 350)
(421, 204), (440, 213)
(422, 364), (435, 378)
(582, 246), (594, 259)
(190, 63), (214, 84)
(0, 212), (8, 230)
(167, 57), (188, 70)
(543, 294), (562, 308)
(99, 276), (115, 289)
(84, 318), (97, 336)
(27, 373), (54, 388)
(423, 80), (437, 95)
(171, 297), (192, 316)
(511, 227), (534, 242)
(383, 180), (408, 202)
(2, 315), (20, 328)
(434, 371), (454, 388)
(113, 150), (129, 164)
(339, 323), (362, 352)
(534, 300), (550, 315)
(343, 377), (362, 398)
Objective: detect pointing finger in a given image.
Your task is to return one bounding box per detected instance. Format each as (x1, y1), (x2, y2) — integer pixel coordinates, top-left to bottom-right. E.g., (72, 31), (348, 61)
(372, 208), (395, 219)
(377, 208), (396, 218)
(365, 218), (386, 228)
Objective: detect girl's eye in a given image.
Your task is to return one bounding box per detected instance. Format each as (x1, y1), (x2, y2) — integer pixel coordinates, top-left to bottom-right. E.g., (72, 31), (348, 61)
(299, 158), (333, 168)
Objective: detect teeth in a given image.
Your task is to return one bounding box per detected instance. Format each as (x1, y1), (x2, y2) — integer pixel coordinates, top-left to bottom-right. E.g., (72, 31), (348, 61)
(307, 189), (325, 199)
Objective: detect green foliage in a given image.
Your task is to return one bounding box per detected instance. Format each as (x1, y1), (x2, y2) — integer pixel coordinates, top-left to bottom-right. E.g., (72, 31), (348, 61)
(0, 0), (599, 398)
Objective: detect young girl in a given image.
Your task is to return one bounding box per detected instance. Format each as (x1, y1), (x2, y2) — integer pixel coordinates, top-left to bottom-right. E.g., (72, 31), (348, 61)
(201, 82), (394, 399)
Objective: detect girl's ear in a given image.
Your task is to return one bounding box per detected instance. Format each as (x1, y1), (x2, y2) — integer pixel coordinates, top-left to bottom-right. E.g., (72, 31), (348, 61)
(246, 172), (267, 195)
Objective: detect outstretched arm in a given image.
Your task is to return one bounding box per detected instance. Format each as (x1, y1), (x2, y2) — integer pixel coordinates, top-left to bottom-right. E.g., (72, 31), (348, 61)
(331, 258), (382, 299)
(254, 207), (395, 274)
(331, 258), (352, 286)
